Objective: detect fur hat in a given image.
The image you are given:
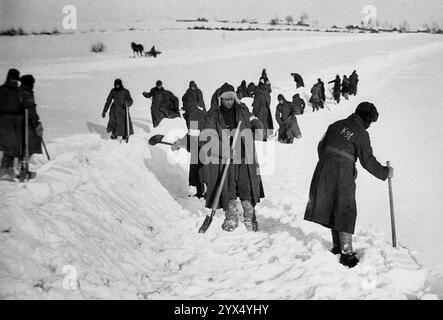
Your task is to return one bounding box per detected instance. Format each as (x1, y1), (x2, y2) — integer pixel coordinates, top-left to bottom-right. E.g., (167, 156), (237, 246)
(114, 79), (123, 87)
(218, 83), (240, 105)
(6, 69), (20, 82)
(277, 94), (285, 101)
(20, 75), (35, 89)
(189, 80), (197, 89)
(356, 102), (379, 125)
(156, 80), (162, 87)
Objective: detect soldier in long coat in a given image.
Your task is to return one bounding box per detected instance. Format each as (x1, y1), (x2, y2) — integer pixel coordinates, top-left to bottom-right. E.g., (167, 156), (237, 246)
(304, 102), (393, 268)
(143, 80), (180, 127)
(173, 83), (265, 232)
(102, 79), (134, 139)
(252, 81), (273, 139)
(275, 94), (302, 144)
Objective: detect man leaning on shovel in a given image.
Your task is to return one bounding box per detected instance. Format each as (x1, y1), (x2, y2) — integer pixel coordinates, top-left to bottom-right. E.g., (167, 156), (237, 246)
(304, 102), (394, 268)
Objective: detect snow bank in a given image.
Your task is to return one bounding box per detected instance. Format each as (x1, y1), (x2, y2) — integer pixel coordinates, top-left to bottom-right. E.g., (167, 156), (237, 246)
(0, 124), (437, 299)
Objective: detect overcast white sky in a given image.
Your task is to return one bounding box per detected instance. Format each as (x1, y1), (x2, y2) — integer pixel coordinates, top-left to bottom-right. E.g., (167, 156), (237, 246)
(1, 0), (443, 31)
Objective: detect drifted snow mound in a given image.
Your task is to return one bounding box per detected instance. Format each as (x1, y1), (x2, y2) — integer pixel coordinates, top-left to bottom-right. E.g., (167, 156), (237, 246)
(0, 124), (437, 299)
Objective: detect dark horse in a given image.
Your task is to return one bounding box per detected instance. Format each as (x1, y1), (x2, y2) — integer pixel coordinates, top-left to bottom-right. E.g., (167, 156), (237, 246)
(131, 42), (144, 57)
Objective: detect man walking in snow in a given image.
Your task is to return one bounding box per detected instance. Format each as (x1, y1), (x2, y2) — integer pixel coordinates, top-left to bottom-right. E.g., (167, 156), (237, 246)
(328, 75), (341, 104)
(309, 82), (323, 112)
(304, 102), (394, 268)
(172, 83), (265, 232)
(252, 78), (273, 139)
(349, 70), (359, 96)
(102, 79), (134, 140)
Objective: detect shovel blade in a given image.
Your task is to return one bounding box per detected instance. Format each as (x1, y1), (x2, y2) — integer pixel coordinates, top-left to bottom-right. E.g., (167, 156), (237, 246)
(198, 215), (213, 233)
(148, 134), (165, 146)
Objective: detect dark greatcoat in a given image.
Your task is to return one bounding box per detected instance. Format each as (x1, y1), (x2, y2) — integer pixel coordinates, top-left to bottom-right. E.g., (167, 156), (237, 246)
(194, 101), (265, 211)
(144, 87), (180, 127)
(103, 87), (134, 136)
(304, 113), (389, 234)
(252, 84), (274, 135)
(329, 78), (341, 102)
(0, 81), (25, 158)
(275, 100), (302, 142)
(291, 95), (306, 115)
(349, 72), (359, 95)
(182, 91), (207, 190)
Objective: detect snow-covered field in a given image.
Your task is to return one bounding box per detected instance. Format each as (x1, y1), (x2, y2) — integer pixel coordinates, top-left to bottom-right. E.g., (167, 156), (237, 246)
(1, 30), (442, 299)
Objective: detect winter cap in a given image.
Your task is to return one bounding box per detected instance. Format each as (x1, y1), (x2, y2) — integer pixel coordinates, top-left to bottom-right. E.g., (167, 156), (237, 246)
(114, 79), (123, 87)
(189, 80), (197, 89)
(277, 94), (285, 101)
(156, 80), (163, 87)
(20, 75), (35, 88)
(218, 83), (235, 98)
(218, 83), (240, 104)
(355, 102), (379, 123)
(6, 69), (20, 82)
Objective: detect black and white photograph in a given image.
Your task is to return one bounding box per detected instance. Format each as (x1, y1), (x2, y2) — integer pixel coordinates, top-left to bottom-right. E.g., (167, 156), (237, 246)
(1, 0), (443, 304)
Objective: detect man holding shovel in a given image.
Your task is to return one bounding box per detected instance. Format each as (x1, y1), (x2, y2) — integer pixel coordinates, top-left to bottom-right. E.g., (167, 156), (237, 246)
(171, 83), (265, 232)
(304, 102), (394, 268)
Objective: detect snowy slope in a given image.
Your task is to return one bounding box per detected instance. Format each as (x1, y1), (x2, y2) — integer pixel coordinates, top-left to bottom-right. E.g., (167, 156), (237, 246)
(1, 30), (443, 299)
(0, 126), (436, 299)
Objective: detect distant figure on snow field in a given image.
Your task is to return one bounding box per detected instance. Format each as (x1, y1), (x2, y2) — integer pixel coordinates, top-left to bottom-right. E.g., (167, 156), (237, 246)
(349, 70), (359, 96)
(146, 46), (161, 58)
(304, 102), (394, 268)
(102, 79), (134, 140)
(328, 75), (341, 104)
(290, 72), (305, 88)
(143, 80), (180, 127)
(309, 82), (324, 112)
(341, 75), (350, 100)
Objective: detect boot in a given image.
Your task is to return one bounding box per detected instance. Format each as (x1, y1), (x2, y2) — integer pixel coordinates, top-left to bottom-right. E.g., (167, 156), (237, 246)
(242, 200), (258, 232)
(0, 167), (15, 181)
(338, 231), (358, 268)
(221, 200), (239, 232)
(340, 253), (359, 268)
(110, 133), (118, 140)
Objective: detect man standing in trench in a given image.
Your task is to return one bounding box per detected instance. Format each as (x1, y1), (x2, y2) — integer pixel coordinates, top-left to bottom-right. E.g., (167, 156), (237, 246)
(172, 83), (265, 232)
(304, 102), (394, 268)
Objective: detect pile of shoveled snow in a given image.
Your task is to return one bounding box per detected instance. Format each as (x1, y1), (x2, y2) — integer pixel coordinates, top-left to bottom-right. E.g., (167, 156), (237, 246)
(0, 122), (438, 299)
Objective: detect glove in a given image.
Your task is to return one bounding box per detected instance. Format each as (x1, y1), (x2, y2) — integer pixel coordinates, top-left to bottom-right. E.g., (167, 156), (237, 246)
(171, 136), (187, 151)
(388, 167), (394, 178)
(102, 112), (106, 118)
(35, 123), (43, 137)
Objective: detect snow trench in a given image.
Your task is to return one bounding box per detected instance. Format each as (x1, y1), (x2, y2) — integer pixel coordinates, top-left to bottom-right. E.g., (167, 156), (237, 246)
(0, 123), (438, 299)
